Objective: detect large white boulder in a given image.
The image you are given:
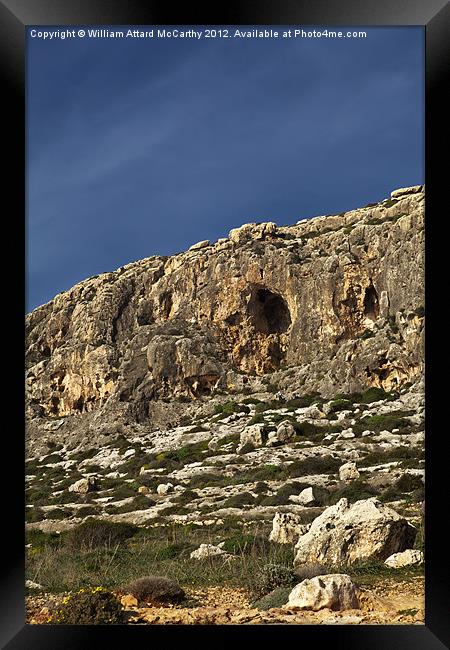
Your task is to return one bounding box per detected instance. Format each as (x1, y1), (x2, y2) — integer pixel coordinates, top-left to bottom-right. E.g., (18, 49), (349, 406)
(294, 497), (416, 567)
(289, 487), (316, 506)
(269, 512), (309, 544)
(240, 424), (267, 447)
(157, 482), (174, 495)
(286, 574), (360, 611)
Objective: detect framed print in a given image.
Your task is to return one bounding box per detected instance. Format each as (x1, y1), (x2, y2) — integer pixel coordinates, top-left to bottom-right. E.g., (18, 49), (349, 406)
(1, 0), (449, 647)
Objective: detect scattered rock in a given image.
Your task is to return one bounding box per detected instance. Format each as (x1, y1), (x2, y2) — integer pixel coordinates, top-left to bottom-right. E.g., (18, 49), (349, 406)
(269, 512), (309, 544)
(384, 549), (424, 568)
(26, 580), (43, 590)
(121, 594), (139, 608)
(68, 477), (98, 494)
(276, 421), (296, 443)
(286, 574), (360, 611)
(240, 424), (268, 448)
(190, 544), (232, 560)
(339, 462), (360, 482)
(157, 483), (174, 495)
(290, 487), (316, 506)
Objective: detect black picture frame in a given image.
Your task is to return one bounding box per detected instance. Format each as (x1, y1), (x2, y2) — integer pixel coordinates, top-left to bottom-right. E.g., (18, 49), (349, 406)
(2, 0), (449, 647)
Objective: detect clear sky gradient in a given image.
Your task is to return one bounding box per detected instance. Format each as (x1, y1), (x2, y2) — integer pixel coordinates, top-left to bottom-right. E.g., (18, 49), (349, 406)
(27, 27), (424, 311)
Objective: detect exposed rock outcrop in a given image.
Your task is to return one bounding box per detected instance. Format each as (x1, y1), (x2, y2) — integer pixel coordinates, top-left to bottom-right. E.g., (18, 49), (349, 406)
(294, 498), (416, 567)
(25, 186), (424, 448)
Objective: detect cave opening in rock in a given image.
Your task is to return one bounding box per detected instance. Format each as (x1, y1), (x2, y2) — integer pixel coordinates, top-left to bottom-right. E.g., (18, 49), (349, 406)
(248, 287), (291, 334)
(363, 283), (380, 320)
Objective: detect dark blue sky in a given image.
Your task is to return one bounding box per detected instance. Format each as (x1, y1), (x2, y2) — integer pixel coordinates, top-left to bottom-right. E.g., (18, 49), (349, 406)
(27, 27), (424, 311)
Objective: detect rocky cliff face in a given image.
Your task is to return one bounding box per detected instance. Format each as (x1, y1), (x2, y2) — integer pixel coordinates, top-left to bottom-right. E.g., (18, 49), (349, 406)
(25, 185), (424, 449)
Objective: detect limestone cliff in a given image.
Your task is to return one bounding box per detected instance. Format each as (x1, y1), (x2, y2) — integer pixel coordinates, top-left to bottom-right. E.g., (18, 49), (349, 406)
(25, 185), (424, 447)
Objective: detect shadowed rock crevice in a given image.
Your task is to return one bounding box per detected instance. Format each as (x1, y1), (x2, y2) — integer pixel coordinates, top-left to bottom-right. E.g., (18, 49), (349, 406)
(363, 283), (379, 321)
(247, 287), (291, 334)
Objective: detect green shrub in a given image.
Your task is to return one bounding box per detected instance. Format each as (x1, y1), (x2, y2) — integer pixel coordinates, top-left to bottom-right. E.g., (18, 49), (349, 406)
(26, 529), (60, 550)
(328, 399), (352, 413)
(27, 485), (53, 505)
(327, 480), (377, 504)
(359, 387), (397, 403)
(156, 543), (190, 560)
(172, 489), (199, 505)
(247, 464), (287, 482)
(286, 393), (322, 408)
(276, 482), (310, 499)
(287, 455), (340, 478)
(63, 518), (138, 551)
(221, 533), (270, 556)
(45, 507), (69, 520)
(292, 421), (325, 437)
(395, 474), (423, 493)
(294, 562), (329, 581)
(42, 453), (63, 464)
(253, 586), (291, 610)
(111, 495), (156, 513)
(258, 494), (287, 506)
(25, 507), (45, 523)
(214, 401), (250, 417)
(248, 413), (265, 425)
(253, 481), (269, 494)
(252, 563), (297, 597)
(121, 576), (185, 604)
(360, 445), (423, 468)
(223, 492), (256, 508)
(50, 587), (124, 624)
(355, 412), (412, 434)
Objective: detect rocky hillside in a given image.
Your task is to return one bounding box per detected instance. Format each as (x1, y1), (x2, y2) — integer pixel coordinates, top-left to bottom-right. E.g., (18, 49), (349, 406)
(25, 185), (425, 625)
(25, 184), (424, 455)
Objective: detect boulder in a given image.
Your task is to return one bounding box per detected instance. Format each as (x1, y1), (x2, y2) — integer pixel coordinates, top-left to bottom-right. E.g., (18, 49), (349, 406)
(286, 574), (360, 611)
(294, 498), (416, 567)
(384, 549), (424, 568)
(190, 544), (231, 560)
(339, 462), (360, 482)
(228, 222), (277, 244)
(240, 424), (268, 448)
(290, 487), (316, 506)
(338, 429), (355, 439)
(269, 512), (309, 544)
(138, 486), (150, 495)
(189, 239), (210, 251)
(157, 482), (174, 495)
(276, 420), (296, 443)
(68, 477), (98, 494)
(391, 185), (423, 198)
